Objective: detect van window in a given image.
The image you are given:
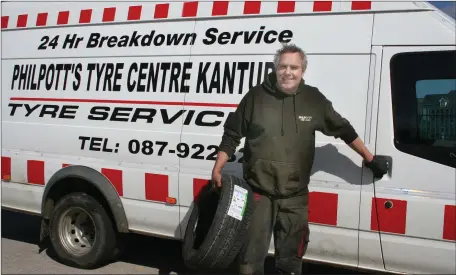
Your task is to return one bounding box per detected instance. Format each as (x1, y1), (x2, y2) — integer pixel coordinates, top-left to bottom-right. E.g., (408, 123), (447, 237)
(390, 50), (456, 168)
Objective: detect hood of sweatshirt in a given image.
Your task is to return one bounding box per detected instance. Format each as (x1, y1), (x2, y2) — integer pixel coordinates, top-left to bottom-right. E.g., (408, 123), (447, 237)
(261, 72), (305, 136)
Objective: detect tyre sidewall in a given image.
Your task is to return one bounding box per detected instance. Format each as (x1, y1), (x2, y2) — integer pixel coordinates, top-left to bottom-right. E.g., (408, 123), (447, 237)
(182, 174), (254, 270)
(49, 192), (117, 269)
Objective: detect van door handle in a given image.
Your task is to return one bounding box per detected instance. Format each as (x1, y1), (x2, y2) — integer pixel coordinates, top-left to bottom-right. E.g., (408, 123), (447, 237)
(376, 155), (393, 177)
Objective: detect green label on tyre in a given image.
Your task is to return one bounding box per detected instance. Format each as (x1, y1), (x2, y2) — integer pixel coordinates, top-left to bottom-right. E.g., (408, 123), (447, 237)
(227, 185), (248, 221)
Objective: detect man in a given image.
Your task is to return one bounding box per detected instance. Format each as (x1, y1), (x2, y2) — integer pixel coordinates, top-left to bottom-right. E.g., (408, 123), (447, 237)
(211, 44), (389, 275)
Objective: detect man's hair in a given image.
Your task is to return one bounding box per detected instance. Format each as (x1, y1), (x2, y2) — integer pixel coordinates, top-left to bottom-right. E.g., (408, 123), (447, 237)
(273, 43), (308, 72)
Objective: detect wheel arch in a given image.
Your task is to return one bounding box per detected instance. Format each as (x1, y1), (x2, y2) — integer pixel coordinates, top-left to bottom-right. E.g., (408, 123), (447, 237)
(41, 165), (129, 233)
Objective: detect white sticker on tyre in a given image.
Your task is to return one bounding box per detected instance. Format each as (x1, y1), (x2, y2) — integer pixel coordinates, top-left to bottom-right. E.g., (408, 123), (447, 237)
(227, 185), (248, 221)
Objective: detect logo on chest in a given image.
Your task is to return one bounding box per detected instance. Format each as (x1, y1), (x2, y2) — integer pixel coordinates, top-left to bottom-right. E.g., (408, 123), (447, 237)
(298, 115), (312, 122)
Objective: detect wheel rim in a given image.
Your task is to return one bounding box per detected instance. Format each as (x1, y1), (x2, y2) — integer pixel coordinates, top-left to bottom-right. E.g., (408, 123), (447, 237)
(58, 207), (96, 256)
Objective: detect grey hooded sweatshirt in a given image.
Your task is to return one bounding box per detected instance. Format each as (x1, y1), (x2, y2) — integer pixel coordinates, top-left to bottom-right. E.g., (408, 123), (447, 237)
(218, 72), (358, 198)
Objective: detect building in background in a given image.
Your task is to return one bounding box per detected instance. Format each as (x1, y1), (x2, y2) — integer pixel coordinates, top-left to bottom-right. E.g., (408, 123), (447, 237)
(417, 90), (456, 145)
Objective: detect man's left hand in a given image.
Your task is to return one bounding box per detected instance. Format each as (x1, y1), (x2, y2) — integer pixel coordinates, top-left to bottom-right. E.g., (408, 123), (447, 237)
(364, 155), (389, 178)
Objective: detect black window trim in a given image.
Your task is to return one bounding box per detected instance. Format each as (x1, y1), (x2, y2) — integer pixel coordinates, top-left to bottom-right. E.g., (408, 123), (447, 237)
(389, 50), (456, 168)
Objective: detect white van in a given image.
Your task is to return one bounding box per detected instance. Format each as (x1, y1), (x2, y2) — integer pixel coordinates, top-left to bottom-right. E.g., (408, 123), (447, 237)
(1, 0), (455, 273)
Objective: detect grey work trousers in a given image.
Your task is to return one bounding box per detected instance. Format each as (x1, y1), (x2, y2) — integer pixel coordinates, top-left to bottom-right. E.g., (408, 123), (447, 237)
(238, 192), (310, 275)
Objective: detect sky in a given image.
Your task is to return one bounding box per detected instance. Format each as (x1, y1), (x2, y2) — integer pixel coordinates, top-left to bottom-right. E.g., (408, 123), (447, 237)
(416, 79), (456, 99)
(430, 1), (456, 18)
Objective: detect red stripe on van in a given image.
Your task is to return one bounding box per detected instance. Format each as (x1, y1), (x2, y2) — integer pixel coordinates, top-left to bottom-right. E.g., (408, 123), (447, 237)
(145, 173), (169, 202)
(1, 157), (11, 180)
(27, 160), (45, 185)
(351, 1), (371, 10)
(244, 1), (261, 14)
(371, 198), (407, 234)
(212, 1), (229, 16)
(9, 97), (239, 108)
(103, 7), (116, 22)
(36, 13), (48, 26)
(1, 16), (9, 29)
(57, 11), (69, 25)
(79, 9), (92, 23)
(193, 178), (210, 201)
(102, 168), (123, 196)
(16, 14), (28, 28)
(182, 1), (199, 17)
(443, 205), (455, 241)
(128, 5), (142, 21)
(155, 3), (170, 19)
(277, 1), (296, 13)
(309, 192), (338, 226)
(313, 1), (332, 12)
(62, 163), (71, 168)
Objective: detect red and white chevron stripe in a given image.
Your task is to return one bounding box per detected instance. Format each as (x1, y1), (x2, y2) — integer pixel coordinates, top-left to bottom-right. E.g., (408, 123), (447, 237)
(1, 1), (377, 30)
(1, 154), (454, 241)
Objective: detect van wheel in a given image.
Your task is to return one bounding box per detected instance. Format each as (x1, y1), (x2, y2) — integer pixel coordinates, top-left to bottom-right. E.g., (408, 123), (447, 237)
(48, 192), (117, 269)
(182, 173), (255, 271)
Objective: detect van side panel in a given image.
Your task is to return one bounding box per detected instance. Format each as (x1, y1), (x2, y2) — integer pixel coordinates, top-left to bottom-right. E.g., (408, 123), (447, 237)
(372, 11), (456, 46)
(1, 1), (198, 239)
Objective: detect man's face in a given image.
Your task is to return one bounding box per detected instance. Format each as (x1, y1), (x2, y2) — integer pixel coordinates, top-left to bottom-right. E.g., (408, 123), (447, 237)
(275, 52), (304, 94)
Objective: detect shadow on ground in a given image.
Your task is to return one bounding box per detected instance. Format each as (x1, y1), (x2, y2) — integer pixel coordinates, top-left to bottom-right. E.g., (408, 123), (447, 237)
(2, 209), (369, 274)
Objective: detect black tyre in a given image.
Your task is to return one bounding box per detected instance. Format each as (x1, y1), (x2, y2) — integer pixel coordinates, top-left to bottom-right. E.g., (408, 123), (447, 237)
(182, 173), (255, 271)
(48, 192), (117, 269)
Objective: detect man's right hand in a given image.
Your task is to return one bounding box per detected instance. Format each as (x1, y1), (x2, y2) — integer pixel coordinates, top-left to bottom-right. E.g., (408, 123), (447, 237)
(211, 151), (230, 188)
(212, 168), (222, 188)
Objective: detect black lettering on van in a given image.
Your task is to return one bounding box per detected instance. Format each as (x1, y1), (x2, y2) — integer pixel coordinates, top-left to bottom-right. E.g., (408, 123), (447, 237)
(8, 103), (23, 116)
(137, 62), (148, 92)
(7, 104), (79, 119)
(279, 30), (293, 43)
(209, 62), (221, 93)
(160, 63), (171, 92)
(202, 26), (293, 45)
(111, 107), (133, 122)
(131, 108), (157, 123)
(203, 28), (218, 45)
(183, 110), (195, 125)
(127, 63), (138, 92)
(169, 63), (181, 93)
(59, 105), (79, 119)
(25, 104), (41, 117)
(264, 30), (278, 43)
(85, 106), (226, 127)
(88, 106), (110, 120)
(63, 34), (84, 49)
(39, 105), (59, 118)
(85, 63), (123, 91)
(182, 62), (192, 93)
(11, 65), (20, 89)
(196, 61), (274, 94)
(15, 63), (79, 91)
(197, 62), (211, 93)
(237, 62), (249, 94)
(86, 33), (100, 48)
(127, 62), (191, 93)
(85, 31), (197, 48)
(73, 63), (82, 91)
(195, 111), (224, 127)
(162, 109), (185, 124)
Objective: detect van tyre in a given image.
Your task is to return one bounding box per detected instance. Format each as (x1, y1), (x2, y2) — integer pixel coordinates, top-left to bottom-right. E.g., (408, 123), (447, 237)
(48, 192), (117, 269)
(182, 173), (255, 271)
